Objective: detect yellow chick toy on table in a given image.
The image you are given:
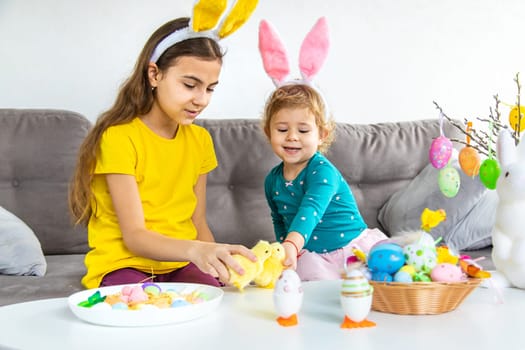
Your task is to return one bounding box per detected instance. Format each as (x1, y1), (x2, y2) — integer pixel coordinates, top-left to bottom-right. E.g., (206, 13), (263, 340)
(254, 242), (285, 289)
(228, 240), (272, 292)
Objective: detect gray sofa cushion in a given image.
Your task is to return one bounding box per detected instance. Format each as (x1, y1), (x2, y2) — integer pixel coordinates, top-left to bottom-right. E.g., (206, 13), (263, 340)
(0, 254), (85, 305)
(0, 109), (91, 255)
(0, 206), (46, 276)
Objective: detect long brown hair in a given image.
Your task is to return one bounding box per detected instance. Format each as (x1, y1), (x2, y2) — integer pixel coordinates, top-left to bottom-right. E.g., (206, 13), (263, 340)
(69, 17), (224, 226)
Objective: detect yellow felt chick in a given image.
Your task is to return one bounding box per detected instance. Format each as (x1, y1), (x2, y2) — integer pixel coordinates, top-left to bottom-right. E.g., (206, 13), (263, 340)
(436, 245), (459, 265)
(254, 242), (285, 289)
(420, 208), (446, 232)
(228, 240), (272, 292)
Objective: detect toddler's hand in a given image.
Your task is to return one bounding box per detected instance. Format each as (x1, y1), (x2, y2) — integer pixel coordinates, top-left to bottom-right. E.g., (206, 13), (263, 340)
(282, 242), (298, 270)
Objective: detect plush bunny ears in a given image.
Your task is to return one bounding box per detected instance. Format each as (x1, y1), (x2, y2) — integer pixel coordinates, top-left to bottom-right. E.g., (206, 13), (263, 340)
(258, 17), (330, 86)
(150, 0), (259, 63)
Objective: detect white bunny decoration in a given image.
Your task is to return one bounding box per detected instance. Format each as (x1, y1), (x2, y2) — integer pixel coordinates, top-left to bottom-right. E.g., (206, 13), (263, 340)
(491, 128), (525, 288)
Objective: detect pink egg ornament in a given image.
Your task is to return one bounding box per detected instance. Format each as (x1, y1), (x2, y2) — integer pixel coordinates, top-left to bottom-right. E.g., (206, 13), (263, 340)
(430, 263), (465, 282)
(429, 136), (453, 169)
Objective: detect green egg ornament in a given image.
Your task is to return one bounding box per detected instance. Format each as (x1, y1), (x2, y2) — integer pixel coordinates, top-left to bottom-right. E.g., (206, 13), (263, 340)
(479, 158), (501, 190)
(438, 167), (460, 198)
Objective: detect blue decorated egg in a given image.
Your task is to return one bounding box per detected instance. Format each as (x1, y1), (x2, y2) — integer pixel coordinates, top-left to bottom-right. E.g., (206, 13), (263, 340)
(368, 243), (405, 275)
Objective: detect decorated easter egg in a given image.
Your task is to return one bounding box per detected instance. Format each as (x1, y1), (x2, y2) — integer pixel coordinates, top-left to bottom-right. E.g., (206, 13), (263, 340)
(416, 232), (438, 249)
(413, 272), (432, 282)
(479, 158), (501, 190)
(429, 136), (453, 169)
(371, 271), (393, 282)
(399, 264), (417, 276)
(340, 269), (373, 323)
(341, 269), (372, 296)
(438, 166), (460, 198)
(404, 242), (437, 273)
(508, 105), (525, 132)
(142, 282), (161, 295)
(111, 302), (128, 310)
(393, 270), (413, 283)
(459, 146), (481, 176)
(368, 243), (405, 275)
(430, 263), (464, 282)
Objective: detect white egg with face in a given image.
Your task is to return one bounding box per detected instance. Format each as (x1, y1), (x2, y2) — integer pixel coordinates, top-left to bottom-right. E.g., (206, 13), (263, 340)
(273, 269), (303, 318)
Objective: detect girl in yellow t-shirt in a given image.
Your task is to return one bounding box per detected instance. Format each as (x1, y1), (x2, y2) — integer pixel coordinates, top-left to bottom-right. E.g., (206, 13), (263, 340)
(68, 11), (258, 289)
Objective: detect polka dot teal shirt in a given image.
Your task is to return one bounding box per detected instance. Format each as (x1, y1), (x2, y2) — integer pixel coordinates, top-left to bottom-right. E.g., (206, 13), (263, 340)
(264, 152), (367, 253)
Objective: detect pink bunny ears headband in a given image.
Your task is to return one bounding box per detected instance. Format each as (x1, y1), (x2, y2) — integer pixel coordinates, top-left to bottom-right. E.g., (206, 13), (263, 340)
(150, 0), (259, 63)
(258, 17), (330, 88)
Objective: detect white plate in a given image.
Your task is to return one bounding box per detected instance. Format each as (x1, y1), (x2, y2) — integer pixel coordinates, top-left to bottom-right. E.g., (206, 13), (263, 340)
(68, 282), (223, 327)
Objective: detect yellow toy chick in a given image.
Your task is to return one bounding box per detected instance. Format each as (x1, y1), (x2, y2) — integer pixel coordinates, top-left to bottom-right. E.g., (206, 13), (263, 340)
(436, 245), (459, 265)
(254, 242), (285, 289)
(228, 240), (272, 292)
(420, 208), (446, 232)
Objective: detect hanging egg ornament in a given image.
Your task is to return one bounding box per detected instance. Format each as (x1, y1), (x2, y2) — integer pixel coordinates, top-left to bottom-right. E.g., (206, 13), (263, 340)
(479, 158), (501, 190)
(459, 147), (481, 176)
(438, 165), (460, 198)
(458, 121), (480, 176)
(429, 135), (453, 169)
(508, 105), (525, 132)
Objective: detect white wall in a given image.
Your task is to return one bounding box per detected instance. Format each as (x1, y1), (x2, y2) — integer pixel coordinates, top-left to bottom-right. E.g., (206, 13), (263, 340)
(1, 0), (524, 125)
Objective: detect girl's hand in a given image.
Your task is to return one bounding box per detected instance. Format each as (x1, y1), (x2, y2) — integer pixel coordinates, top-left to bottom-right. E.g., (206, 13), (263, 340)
(189, 242), (257, 284)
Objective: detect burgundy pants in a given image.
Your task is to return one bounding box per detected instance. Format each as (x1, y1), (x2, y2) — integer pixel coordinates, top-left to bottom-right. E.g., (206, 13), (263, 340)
(100, 263), (222, 287)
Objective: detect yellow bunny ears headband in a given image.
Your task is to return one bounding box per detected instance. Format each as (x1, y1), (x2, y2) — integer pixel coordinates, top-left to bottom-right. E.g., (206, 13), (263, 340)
(150, 0), (259, 63)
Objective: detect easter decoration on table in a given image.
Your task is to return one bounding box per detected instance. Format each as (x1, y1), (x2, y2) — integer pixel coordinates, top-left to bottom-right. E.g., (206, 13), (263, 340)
(254, 242), (285, 289)
(77, 282), (212, 310)
(227, 240), (272, 292)
(367, 241), (405, 282)
(366, 208), (445, 283)
(491, 128), (525, 289)
(77, 290), (106, 308)
(273, 269), (304, 327)
(459, 256), (491, 279)
(340, 266), (376, 329)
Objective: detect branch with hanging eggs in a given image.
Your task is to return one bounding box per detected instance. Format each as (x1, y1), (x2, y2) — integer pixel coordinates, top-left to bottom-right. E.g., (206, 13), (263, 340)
(430, 73), (524, 194)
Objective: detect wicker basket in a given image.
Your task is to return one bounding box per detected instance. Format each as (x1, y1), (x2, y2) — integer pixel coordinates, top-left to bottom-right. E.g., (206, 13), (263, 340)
(370, 279), (482, 315)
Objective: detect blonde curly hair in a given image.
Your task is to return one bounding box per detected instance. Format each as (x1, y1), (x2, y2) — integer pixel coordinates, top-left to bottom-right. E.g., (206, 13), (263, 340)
(261, 84), (335, 153)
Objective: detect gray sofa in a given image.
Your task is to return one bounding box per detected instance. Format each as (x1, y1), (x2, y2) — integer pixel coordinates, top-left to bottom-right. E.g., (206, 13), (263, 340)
(0, 109), (494, 306)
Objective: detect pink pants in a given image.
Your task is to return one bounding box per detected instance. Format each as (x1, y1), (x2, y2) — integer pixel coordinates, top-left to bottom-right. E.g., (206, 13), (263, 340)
(295, 228), (388, 281)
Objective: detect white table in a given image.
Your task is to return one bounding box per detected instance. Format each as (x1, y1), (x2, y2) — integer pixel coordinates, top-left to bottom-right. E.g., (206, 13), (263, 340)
(0, 280), (523, 350)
